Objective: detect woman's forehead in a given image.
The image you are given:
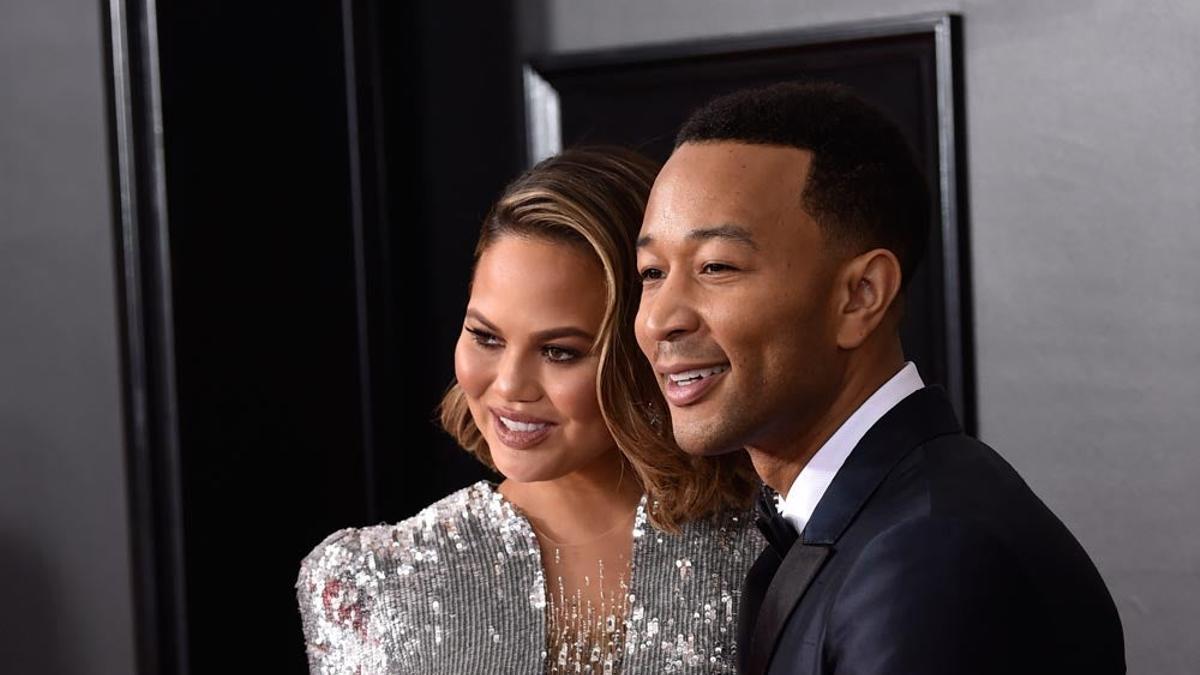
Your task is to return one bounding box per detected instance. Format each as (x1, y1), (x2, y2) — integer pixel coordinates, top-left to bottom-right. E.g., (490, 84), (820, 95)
(470, 237), (606, 330)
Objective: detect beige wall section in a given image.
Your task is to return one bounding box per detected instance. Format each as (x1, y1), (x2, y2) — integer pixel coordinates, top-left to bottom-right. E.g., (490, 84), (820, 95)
(0, 0), (137, 673)
(529, 1), (1200, 672)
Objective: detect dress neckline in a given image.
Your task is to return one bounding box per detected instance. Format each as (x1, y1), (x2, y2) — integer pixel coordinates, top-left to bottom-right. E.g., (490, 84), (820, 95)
(476, 480), (649, 673)
(477, 479), (650, 541)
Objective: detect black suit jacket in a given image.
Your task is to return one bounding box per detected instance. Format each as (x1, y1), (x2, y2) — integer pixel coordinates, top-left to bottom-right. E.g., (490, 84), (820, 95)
(737, 387), (1125, 674)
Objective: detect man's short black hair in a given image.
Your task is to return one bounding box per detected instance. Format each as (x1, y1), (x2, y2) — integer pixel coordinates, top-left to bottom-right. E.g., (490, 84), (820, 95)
(676, 81), (930, 286)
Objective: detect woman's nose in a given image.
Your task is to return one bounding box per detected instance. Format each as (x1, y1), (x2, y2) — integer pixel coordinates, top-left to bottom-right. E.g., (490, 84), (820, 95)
(492, 351), (542, 402)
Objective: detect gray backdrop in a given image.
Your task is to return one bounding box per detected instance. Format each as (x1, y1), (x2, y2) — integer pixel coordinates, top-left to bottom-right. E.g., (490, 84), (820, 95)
(0, 0), (136, 673)
(524, 0), (1200, 673)
(2, 1), (1196, 673)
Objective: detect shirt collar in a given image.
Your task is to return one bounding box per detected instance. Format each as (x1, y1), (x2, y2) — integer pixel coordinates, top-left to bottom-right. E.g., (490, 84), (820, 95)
(776, 362), (925, 533)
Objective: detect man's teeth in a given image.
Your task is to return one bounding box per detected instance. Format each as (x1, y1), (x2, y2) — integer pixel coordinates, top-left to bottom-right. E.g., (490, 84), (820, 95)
(668, 365), (729, 386)
(500, 416), (548, 432)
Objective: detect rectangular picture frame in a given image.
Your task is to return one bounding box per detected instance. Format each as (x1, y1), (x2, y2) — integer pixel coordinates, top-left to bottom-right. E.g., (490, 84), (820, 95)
(524, 13), (975, 431)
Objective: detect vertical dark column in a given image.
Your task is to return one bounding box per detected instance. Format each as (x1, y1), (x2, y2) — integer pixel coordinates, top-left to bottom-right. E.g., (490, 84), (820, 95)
(945, 15), (975, 434)
(108, 0), (528, 670)
(373, 0), (527, 521)
(151, 1), (376, 672)
(103, 0), (188, 672)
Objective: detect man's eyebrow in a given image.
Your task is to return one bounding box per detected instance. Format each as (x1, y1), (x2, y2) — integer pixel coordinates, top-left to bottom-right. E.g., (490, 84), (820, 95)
(688, 225), (758, 249)
(636, 225), (759, 250)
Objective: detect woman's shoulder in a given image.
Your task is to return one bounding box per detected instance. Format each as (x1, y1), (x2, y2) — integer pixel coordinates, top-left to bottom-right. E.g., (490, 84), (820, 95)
(297, 480), (506, 583)
(618, 504), (763, 672)
(673, 503), (764, 550)
(296, 481), (545, 672)
(694, 504), (759, 532)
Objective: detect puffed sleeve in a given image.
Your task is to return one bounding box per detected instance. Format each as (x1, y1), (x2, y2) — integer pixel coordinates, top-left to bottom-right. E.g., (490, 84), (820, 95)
(296, 528), (392, 674)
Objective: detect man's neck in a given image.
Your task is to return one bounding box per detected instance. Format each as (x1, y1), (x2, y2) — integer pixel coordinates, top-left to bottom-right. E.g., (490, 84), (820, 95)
(748, 349), (907, 495)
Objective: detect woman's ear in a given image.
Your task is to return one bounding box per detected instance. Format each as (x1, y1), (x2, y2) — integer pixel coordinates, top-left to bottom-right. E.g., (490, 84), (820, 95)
(834, 248), (903, 350)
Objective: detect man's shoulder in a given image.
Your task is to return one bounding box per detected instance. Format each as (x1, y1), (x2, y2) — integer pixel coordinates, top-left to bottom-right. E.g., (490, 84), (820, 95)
(819, 489), (1123, 672)
(888, 431), (1046, 516)
(842, 433), (1120, 625)
(842, 430), (1096, 576)
(851, 512), (1021, 569)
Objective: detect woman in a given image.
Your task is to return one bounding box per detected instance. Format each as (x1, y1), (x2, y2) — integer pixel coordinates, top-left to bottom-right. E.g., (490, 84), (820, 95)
(297, 147), (762, 673)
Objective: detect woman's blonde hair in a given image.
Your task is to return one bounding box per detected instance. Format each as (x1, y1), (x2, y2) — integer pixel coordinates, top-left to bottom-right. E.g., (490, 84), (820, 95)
(439, 146), (757, 530)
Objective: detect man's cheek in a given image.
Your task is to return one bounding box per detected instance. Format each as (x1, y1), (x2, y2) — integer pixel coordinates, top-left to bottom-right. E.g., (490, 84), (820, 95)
(633, 321), (655, 358)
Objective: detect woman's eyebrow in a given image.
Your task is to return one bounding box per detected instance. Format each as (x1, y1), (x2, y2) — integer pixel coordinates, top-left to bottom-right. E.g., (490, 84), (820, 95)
(465, 309), (501, 333)
(532, 327), (594, 342)
(466, 310), (593, 342)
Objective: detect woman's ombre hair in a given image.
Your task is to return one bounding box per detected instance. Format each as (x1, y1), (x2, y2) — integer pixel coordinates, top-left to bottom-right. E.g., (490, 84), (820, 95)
(438, 146), (756, 530)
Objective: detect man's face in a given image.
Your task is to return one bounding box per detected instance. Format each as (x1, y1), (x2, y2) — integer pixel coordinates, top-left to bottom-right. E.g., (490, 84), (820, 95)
(634, 142), (845, 456)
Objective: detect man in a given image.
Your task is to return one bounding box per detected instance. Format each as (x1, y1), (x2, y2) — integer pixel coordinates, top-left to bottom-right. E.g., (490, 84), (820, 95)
(634, 82), (1124, 674)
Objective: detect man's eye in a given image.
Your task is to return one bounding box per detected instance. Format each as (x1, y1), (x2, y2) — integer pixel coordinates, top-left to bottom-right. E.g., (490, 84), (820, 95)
(639, 267), (664, 281)
(465, 327), (501, 347)
(543, 346), (579, 363)
(701, 262), (735, 274)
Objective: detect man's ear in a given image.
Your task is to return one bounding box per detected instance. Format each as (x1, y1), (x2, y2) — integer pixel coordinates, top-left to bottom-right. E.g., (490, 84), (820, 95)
(835, 248), (903, 350)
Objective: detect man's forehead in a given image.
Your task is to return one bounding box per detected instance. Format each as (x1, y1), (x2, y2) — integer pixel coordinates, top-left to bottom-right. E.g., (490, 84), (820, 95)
(663, 141), (812, 183)
(641, 142), (812, 241)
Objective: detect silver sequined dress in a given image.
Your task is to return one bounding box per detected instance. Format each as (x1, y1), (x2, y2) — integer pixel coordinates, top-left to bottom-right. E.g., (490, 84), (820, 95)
(296, 481), (763, 674)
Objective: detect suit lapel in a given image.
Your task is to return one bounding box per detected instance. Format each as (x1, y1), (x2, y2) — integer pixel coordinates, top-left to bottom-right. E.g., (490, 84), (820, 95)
(741, 387), (963, 673)
(736, 546), (783, 674)
(745, 543), (830, 675)
(803, 387), (962, 545)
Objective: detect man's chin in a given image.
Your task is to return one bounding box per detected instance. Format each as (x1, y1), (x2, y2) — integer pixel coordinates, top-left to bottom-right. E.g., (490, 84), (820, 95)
(672, 426), (743, 457)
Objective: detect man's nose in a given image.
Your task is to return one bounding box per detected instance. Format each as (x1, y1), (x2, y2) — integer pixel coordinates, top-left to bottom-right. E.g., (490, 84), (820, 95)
(493, 350), (542, 402)
(637, 274), (701, 344)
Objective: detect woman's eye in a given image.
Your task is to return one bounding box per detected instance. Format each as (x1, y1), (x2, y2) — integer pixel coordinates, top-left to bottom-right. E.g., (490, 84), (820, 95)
(466, 327), (501, 348)
(639, 267), (664, 282)
(542, 346), (579, 363)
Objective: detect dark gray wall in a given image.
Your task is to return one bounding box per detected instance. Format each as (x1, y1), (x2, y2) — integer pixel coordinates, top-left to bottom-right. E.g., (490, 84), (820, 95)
(530, 1), (1200, 672)
(0, 0), (136, 673)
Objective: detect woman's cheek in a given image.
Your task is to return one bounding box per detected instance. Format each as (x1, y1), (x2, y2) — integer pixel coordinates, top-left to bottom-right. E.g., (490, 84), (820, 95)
(454, 338), (491, 399)
(545, 365), (603, 424)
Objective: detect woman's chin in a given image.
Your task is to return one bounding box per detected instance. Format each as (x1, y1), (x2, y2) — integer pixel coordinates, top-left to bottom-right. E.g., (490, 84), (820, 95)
(496, 468), (564, 486)
(488, 434), (620, 486)
(491, 451), (566, 485)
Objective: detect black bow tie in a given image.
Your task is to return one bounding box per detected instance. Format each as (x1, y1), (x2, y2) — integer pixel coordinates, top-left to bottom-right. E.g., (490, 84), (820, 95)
(755, 484), (799, 555)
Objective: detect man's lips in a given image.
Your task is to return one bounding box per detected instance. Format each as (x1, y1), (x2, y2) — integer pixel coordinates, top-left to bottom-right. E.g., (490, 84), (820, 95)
(489, 407), (556, 450)
(658, 362), (731, 407)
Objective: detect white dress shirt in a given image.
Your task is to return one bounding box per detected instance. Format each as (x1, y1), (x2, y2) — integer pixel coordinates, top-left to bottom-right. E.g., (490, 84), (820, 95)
(777, 362), (925, 534)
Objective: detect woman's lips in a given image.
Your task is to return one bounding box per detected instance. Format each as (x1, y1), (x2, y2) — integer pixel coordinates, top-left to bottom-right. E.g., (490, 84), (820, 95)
(490, 409), (556, 450)
(663, 364), (730, 407)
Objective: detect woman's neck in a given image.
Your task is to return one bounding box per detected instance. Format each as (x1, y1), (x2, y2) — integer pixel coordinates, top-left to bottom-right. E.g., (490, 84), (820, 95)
(498, 451), (643, 545)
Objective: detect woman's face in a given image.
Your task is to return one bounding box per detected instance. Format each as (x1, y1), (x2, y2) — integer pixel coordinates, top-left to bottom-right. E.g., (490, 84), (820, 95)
(455, 235), (616, 483)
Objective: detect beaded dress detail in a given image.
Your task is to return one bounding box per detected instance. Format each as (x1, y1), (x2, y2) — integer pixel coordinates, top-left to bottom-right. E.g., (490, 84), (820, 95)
(297, 481), (762, 674)
(535, 507), (636, 674)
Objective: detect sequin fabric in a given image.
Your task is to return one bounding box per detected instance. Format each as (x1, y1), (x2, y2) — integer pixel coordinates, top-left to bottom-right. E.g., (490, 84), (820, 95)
(296, 481), (763, 673)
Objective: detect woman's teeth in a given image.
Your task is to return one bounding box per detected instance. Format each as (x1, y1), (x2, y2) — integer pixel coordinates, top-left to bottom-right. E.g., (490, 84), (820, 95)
(668, 365), (729, 386)
(499, 416), (548, 432)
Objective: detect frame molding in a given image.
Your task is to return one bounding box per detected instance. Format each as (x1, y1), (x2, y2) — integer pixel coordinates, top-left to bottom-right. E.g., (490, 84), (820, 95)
(101, 0), (189, 673)
(524, 13), (975, 431)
